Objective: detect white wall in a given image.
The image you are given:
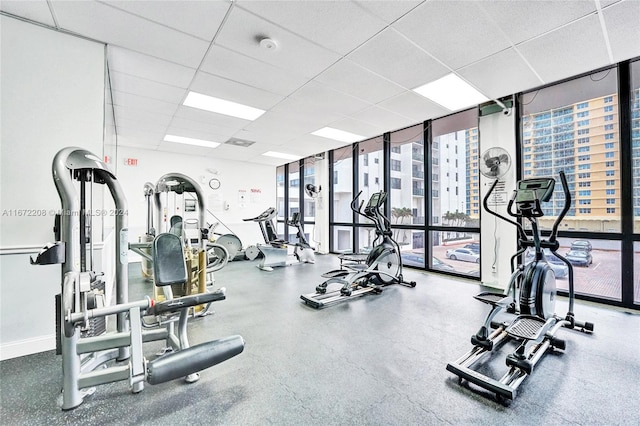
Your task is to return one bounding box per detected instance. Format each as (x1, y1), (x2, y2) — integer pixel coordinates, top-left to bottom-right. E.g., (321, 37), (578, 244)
(479, 109), (518, 290)
(115, 146), (276, 257)
(0, 17), (105, 359)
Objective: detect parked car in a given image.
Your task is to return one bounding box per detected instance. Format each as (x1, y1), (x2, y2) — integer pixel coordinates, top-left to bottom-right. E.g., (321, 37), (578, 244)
(432, 256), (455, 272)
(565, 249), (593, 267)
(400, 253), (455, 272)
(445, 248), (480, 263)
(570, 240), (592, 252)
(524, 248), (569, 279)
(464, 242), (480, 253)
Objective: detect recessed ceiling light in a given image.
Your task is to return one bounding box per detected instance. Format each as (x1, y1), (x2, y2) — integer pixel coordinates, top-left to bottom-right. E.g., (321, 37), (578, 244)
(183, 91), (266, 121)
(413, 73), (489, 111)
(262, 151), (302, 161)
(311, 127), (364, 143)
(164, 134), (220, 148)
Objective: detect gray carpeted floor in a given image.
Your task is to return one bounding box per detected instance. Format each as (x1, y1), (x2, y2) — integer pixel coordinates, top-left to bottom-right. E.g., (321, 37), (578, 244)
(1, 254), (639, 425)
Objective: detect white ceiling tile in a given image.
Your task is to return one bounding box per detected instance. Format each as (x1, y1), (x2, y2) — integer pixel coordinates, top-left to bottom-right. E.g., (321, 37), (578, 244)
(347, 28), (449, 89)
(108, 47), (196, 87)
(354, 0), (423, 24)
(350, 105), (416, 133)
(603, 0), (640, 63)
(458, 48), (543, 100)
(109, 71), (186, 104)
(243, 113), (316, 140)
(112, 91), (178, 116)
(314, 59), (405, 104)
(0, 0), (55, 26)
(393, 1), (511, 70)
(267, 97), (346, 126)
(377, 91), (450, 122)
(167, 118), (237, 140)
(116, 128), (164, 146)
(236, 1), (387, 55)
(51, 0), (209, 67)
(478, 0), (597, 45)
(113, 105), (173, 128)
(201, 45), (309, 96)
(518, 14), (611, 84)
(173, 105), (250, 131)
(163, 126), (227, 144)
(116, 137), (161, 150)
(116, 117), (169, 134)
(157, 141), (220, 157)
(325, 117), (387, 139)
(289, 81), (372, 116)
(101, 0), (230, 41)
(190, 71), (285, 110)
(214, 7), (341, 78)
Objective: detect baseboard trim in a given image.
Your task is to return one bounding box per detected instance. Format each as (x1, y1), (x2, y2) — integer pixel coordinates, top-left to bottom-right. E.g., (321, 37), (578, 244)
(0, 334), (55, 361)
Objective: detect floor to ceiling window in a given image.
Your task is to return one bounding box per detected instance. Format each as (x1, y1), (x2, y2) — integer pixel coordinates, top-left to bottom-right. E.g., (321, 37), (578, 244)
(429, 109), (480, 277)
(331, 146), (354, 253)
(355, 136), (384, 252)
(630, 59), (640, 303)
(389, 124), (425, 268)
(520, 67), (623, 301)
(276, 165), (285, 240)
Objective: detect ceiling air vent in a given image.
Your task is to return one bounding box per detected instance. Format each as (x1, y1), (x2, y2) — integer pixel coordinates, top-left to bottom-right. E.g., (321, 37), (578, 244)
(225, 138), (256, 148)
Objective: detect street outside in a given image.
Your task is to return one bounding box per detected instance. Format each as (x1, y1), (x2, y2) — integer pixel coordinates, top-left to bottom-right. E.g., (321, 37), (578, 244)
(426, 240), (638, 301)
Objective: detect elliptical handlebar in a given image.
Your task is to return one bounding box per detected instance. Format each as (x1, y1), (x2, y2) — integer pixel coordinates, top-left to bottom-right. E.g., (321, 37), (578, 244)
(549, 171), (570, 244)
(483, 179), (527, 242)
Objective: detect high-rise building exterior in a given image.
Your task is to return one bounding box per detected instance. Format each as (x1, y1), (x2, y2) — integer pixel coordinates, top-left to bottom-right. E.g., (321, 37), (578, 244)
(521, 93), (623, 232)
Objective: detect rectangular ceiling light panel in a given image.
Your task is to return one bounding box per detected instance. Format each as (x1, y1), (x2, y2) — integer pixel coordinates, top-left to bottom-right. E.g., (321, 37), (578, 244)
(262, 151), (302, 160)
(311, 127), (364, 143)
(183, 91), (266, 121)
(164, 134), (221, 148)
(413, 73), (489, 111)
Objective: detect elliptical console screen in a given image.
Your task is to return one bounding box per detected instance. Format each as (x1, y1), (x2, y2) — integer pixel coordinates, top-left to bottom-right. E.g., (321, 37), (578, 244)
(367, 192), (380, 208)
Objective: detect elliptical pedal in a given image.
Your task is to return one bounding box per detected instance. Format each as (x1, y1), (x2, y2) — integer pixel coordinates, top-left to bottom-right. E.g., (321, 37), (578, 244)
(506, 315), (546, 341)
(474, 292), (512, 307)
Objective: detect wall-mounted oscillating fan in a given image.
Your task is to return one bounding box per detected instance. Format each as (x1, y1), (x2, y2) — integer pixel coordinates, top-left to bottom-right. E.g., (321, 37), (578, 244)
(479, 147), (511, 179)
(304, 184), (321, 199)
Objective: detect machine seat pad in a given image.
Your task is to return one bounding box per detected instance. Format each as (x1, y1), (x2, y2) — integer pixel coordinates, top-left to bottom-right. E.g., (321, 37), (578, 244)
(147, 288), (226, 316)
(153, 233), (188, 287)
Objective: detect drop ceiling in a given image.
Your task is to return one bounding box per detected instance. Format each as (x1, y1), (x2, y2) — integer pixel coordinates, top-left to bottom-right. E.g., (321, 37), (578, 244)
(2, 0), (639, 166)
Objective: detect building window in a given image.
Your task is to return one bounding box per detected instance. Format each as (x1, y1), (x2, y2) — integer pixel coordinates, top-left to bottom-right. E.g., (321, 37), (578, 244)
(604, 105), (614, 112)
(606, 189), (616, 195)
(363, 173), (369, 187)
(578, 146), (590, 152)
(578, 173), (591, 179)
(577, 111), (589, 118)
(579, 200), (591, 205)
(433, 189), (439, 198)
(607, 198), (616, 204)
(605, 142), (614, 149)
(578, 137), (590, 144)
(606, 179), (615, 185)
(391, 146), (401, 154)
(605, 133), (615, 140)
(577, 102), (589, 109)
(391, 159), (402, 171)
(578, 119), (590, 126)
(604, 114), (614, 121)
(579, 208), (592, 214)
(363, 155), (368, 166)
(606, 170), (615, 176)
(577, 129), (590, 135)
(375, 177), (379, 185)
(391, 178), (401, 189)
(579, 182), (591, 187)
(578, 164), (591, 170)
(604, 96), (613, 103)
(606, 208), (616, 214)
(606, 161), (615, 167)
(604, 124), (614, 131)
(333, 171), (338, 184)
(605, 152), (615, 158)
(578, 155), (590, 161)
(374, 158), (379, 164)
(578, 190), (591, 196)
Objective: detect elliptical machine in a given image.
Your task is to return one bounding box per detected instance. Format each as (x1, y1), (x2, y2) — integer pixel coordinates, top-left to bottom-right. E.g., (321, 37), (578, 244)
(446, 171), (594, 400)
(300, 191), (416, 309)
(286, 212), (316, 264)
(243, 207), (315, 271)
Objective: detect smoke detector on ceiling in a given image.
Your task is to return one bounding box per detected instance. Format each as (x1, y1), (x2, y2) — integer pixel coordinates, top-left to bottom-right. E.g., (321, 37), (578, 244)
(259, 37), (278, 50)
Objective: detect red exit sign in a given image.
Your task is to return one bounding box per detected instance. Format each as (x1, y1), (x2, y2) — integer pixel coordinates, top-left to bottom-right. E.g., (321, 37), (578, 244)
(124, 158), (138, 166)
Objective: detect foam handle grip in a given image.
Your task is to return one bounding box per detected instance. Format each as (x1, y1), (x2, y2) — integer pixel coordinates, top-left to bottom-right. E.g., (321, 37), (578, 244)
(147, 335), (245, 385)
